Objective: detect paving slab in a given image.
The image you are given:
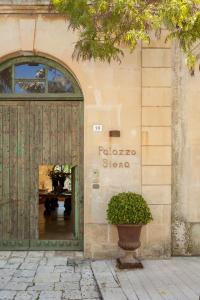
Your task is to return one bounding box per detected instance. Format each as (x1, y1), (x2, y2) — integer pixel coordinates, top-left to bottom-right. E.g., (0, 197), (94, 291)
(0, 290), (16, 300)
(54, 281), (80, 291)
(27, 283), (55, 291)
(39, 291), (62, 300)
(0, 252), (11, 259)
(60, 272), (81, 282)
(19, 263), (38, 270)
(81, 285), (100, 299)
(91, 261), (127, 300)
(15, 291), (39, 300)
(63, 289), (82, 300)
(11, 252), (27, 258)
(34, 272), (60, 283)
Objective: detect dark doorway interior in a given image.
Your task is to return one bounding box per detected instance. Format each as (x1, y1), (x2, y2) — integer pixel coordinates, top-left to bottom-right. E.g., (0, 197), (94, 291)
(39, 165), (74, 240)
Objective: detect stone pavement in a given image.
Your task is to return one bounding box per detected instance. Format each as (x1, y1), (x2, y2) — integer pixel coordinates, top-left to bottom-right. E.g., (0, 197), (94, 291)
(0, 251), (102, 300)
(1, 252), (200, 300)
(91, 257), (200, 300)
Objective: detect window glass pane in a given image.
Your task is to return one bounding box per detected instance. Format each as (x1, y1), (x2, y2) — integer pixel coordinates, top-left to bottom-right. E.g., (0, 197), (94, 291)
(15, 63), (45, 79)
(15, 80), (45, 94)
(48, 68), (75, 93)
(0, 67), (12, 93)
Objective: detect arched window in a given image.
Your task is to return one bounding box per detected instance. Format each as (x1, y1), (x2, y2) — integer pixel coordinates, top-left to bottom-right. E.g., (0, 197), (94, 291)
(0, 57), (83, 99)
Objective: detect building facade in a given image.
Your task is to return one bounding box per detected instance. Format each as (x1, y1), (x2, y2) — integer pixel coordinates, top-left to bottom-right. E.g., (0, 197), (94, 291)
(0, 0), (199, 258)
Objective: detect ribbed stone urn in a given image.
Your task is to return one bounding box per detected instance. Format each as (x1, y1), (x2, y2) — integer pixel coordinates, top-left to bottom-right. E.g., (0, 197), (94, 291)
(116, 224), (143, 269)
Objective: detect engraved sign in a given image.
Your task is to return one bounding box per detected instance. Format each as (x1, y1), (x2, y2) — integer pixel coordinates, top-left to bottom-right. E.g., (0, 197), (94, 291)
(98, 146), (136, 168)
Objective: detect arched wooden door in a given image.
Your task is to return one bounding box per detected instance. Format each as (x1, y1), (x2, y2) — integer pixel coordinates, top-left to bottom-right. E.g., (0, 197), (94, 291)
(0, 57), (83, 250)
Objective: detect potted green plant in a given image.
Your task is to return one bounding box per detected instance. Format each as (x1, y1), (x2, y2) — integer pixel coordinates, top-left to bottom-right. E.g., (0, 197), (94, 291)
(107, 192), (153, 269)
(48, 167), (70, 192)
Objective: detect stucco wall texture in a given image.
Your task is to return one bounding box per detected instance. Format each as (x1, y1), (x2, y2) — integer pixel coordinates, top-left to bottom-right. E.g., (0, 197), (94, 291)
(0, 11), (174, 258)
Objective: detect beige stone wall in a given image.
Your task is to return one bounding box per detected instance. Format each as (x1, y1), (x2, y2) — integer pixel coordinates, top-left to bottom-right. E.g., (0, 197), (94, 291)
(172, 43), (200, 255)
(0, 11), (172, 258)
(184, 65), (200, 224)
(140, 32), (172, 257)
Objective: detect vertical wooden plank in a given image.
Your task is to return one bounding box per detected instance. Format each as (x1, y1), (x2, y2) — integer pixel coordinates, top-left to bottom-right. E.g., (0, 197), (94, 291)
(36, 103), (43, 240)
(43, 105), (51, 165)
(24, 101), (30, 240)
(34, 103), (43, 164)
(0, 106), (3, 239)
(30, 102), (43, 240)
(78, 102), (84, 239)
(57, 105), (65, 164)
(71, 102), (81, 239)
(51, 104), (58, 164)
(71, 102), (80, 166)
(2, 106), (10, 240)
(29, 101), (35, 240)
(9, 106), (18, 239)
(64, 103), (72, 165)
(71, 166), (76, 236)
(17, 104), (26, 240)
(71, 102), (77, 237)
(29, 102), (38, 240)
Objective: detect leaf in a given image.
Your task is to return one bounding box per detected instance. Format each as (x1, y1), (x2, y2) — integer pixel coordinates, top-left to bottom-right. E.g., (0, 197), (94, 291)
(52, 0), (200, 70)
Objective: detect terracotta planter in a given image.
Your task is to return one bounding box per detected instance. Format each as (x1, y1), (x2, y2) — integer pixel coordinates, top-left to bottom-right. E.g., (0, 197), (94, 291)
(116, 224), (143, 269)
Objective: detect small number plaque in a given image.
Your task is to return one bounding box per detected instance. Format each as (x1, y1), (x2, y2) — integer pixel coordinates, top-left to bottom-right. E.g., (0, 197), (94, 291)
(93, 124), (103, 132)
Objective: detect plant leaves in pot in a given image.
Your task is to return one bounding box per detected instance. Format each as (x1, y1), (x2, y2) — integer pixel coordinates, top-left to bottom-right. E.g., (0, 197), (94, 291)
(107, 192), (153, 269)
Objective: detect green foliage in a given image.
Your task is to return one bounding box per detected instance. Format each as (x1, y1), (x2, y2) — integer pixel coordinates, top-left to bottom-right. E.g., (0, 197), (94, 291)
(48, 165), (70, 181)
(107, 192), (153, 225)
(159, 0), (200, 71)
(52, 0), (200, 71)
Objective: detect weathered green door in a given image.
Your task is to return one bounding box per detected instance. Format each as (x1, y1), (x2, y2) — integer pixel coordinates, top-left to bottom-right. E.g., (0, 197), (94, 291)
(0, 101), (30, 249)
(0, 100), (83, 250)
(29, 101), (83, 250)
(0, 56), (84, 250)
